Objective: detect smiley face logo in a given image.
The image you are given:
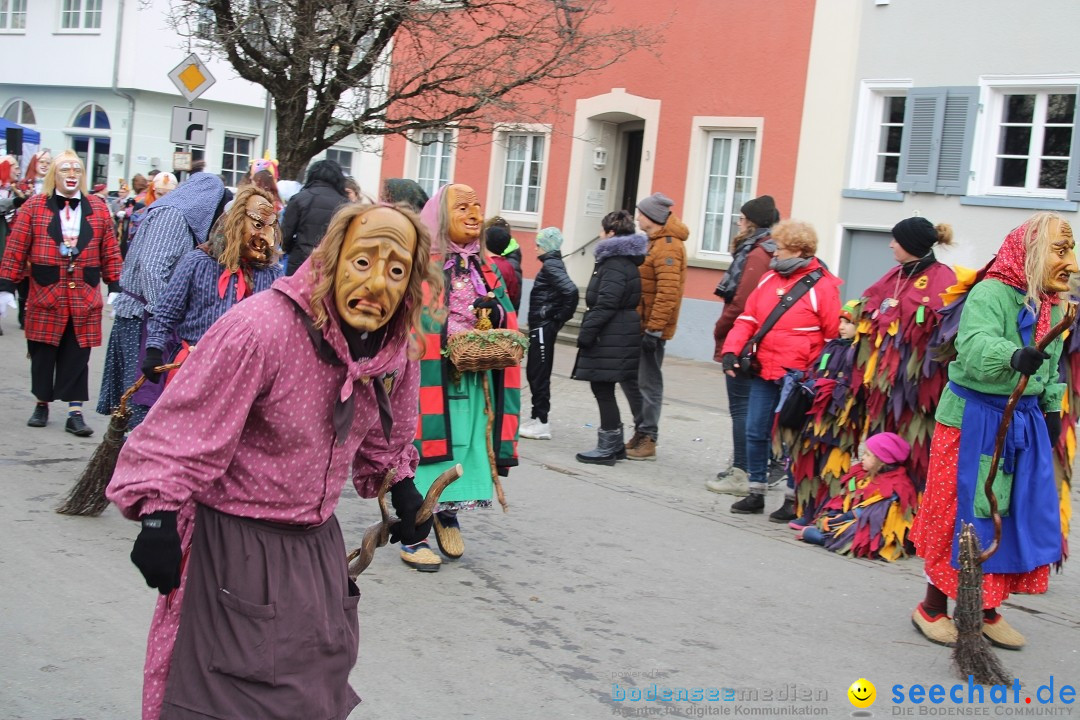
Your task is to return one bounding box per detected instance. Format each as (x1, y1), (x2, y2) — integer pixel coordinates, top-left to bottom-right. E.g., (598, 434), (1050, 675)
(848, 678), (876, 708)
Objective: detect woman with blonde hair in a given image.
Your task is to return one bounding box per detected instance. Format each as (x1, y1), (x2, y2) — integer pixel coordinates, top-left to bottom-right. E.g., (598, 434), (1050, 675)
(719, 220), (842, 514)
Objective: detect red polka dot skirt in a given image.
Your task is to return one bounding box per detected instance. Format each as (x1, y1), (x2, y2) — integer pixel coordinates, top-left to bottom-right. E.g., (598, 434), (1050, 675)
(910, 423), (1049, 609)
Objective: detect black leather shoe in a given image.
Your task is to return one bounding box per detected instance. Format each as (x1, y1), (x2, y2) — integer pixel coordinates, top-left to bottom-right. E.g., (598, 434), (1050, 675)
(65, 413), (94, 437)
(731, 493), (765, 514)
(27, 404), (48, 427)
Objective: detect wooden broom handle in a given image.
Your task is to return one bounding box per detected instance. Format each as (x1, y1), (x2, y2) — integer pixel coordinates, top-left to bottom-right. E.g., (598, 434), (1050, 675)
(979, 302), (1076, 563)
(116, 362), (184, 414)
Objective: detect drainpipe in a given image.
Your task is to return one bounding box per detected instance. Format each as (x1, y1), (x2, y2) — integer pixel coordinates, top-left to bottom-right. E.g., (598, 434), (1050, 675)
(110, 0), (136, 183)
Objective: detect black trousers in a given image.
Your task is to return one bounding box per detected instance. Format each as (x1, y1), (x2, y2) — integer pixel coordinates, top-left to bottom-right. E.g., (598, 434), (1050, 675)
(28, 321), (90, 403)
(590, 381), (621, 431)
(526, 322), (560, 422)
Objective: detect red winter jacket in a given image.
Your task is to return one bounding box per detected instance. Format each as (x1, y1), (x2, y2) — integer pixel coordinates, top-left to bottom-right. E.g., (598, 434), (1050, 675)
(721, 257), (841, 381)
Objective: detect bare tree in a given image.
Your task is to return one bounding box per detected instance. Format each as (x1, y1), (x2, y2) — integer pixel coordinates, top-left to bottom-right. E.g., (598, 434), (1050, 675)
(171, 0), (642, 179)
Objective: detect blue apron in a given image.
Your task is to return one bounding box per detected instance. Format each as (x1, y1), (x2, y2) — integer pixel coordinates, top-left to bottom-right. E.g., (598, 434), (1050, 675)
(949, 382), (1061, 574)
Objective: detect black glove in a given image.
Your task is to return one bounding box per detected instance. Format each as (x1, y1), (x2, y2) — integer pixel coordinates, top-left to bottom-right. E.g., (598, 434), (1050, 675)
(641, 332), (660, 354)
(1010, 346), (1050, 376)
(141, 347), (164, 383)
(1044, 411), (1062, 445)
(388, 477), (432, 546)
(473, 294), (505, 327)
(721, 353), (739, 373)
(130, 511), (182, 595)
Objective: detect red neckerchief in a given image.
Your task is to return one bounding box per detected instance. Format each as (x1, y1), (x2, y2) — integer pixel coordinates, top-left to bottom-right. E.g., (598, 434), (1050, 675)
(217, 267), (250, 300)
(985, 223), (1058, 341)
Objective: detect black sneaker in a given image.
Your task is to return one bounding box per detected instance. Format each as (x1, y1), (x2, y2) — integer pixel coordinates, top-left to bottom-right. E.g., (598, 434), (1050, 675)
(730, 493), (765, 514)
(27, 404), (48, 427)
(769, 498), (797, 523)
(65, 413), (94, 437)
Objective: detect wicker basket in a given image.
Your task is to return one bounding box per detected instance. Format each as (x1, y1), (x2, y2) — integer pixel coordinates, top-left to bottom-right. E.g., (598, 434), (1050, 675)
(446, 328), (528, 372)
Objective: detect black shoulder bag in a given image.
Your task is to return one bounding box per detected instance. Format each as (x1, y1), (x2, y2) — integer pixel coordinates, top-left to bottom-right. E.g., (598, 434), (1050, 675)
(736, 269), (824, 377)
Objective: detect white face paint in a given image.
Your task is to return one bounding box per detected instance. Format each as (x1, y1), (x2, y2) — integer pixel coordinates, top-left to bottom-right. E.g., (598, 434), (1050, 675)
(55, 161), (84, 197)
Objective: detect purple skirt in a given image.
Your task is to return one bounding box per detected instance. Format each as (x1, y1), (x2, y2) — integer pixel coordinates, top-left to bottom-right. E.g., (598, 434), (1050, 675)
(160, 505), (361, 720)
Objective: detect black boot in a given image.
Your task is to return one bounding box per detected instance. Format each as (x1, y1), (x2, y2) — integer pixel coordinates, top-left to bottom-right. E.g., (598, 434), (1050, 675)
(769, 498), (797, 523)
(27, 404), (48, 428)
(731, 492), (765, 514)
(65, 412), (94, 437)
(576, 426), (625, 466)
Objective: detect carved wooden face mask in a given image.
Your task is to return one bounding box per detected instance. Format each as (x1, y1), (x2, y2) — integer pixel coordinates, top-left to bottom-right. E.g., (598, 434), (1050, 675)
(446, 184), (482, 245)
(241, 195), (277, 263)
(335, 207), (417, 333)
(1043, 219), (1078, 294)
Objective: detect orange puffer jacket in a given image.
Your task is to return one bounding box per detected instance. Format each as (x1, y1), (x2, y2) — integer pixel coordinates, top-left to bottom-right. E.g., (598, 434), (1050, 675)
(638, 214), (689, 340)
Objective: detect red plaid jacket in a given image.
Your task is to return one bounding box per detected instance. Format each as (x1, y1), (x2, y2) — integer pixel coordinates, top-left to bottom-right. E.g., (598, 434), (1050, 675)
(0, 193), (122, 347)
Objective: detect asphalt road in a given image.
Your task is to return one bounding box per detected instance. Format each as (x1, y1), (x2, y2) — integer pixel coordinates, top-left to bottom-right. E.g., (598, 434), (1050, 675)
(1, 315), (1077, 719)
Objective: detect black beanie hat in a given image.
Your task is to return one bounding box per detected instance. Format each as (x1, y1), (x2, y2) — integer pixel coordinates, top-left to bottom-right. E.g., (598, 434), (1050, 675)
(485, 226), (512, 255)
(891, 217), (937, 258)
(740, 195), (780, 228)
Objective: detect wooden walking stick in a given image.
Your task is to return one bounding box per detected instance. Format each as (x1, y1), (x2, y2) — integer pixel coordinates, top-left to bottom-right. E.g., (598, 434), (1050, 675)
(481, 372), (509, 512)
(346, 463), (464, 579)
(56, 362), (184, 517)
(952, 302), (1076, 684)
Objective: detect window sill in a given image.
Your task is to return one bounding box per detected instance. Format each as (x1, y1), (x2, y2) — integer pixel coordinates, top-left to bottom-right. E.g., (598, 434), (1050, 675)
(54, 29), (103, 35)
(689, 256), (731, 271)
(841, 188), (905, 202)
(500, 211), (540, 232)
(0, 29), (26, 34)
(959, 195), (1079, 211)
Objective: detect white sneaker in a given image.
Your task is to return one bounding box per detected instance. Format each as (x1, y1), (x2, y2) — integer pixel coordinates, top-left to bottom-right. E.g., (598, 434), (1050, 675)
(519, 418), (552, 440)
(705, 467), (750, 496)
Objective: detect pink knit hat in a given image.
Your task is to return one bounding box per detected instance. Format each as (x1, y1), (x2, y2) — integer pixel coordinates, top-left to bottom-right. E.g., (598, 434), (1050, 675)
(865, 432), (910, 465)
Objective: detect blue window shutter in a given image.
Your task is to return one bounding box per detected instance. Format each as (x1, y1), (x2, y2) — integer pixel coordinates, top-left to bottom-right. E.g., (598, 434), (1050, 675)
(935, 87), (979, 195)
(897, 88), (946, 192)
(1066, 89), (1080, 201)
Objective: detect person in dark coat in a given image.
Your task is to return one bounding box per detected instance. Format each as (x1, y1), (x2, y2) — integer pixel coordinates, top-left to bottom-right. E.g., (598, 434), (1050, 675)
(484, 225), (521, 309)
(281, 160), (347, 275)
(571, 210), (647, 465)
(520, 226), (579, 440)
(707, 194), (780, 496)
(484, 215), (523, 295)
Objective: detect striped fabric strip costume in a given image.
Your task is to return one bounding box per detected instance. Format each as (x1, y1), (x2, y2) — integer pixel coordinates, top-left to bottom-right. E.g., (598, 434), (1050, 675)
(415, 260), (520, 468)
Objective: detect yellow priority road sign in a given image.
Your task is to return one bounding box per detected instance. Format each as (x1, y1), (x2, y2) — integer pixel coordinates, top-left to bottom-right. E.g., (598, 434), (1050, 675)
(168, 53), (216, 103)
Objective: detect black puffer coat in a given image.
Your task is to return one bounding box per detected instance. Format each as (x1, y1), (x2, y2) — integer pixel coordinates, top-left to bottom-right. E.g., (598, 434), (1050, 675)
(528, 250), (579, 328)
(282, 180), (347, 275)
(571, 233), (647, 383)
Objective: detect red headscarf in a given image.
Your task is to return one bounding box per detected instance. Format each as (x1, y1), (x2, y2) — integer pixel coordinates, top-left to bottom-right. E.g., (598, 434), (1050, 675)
(985, 222), (1058, 342)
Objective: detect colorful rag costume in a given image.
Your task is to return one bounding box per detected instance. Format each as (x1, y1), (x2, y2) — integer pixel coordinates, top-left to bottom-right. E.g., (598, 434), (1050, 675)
(853, 254), (956, 491)
(789, 334), (862, 517)
(911, 225), (1064, 606)
(412, 186), (520, 509)
(107, 263), (421, 720)
(802, 461), (918, 561)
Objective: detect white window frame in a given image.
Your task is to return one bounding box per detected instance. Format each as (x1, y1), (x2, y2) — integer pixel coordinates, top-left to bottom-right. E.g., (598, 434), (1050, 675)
(0, 0), (28, 32)
(971, 75), (1080, 199)
(849, 79), (913, 190)
(221, 134), (255, 187)
(58, 0), (102, 32)
(405, 128), (456, 199)
(325, 147), (354, 177)
(681, 117), (763, 264)
(2, 98), (35, 125)
(485, 123), (552, 228)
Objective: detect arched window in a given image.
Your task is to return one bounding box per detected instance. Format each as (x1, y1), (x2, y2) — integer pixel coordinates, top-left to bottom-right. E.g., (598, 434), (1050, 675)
(73, 103), (110, 130)
(2, 99), (36, 125)
(68, 103), (111, 188)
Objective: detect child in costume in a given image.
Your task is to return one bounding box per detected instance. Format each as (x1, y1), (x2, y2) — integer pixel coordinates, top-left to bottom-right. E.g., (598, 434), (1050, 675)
(787, 300), (863, 524)
(798, 431), (917, 561)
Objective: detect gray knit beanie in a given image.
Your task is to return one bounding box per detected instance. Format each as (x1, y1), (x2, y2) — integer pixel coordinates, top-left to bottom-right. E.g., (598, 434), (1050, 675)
(637, 192), (674, 224)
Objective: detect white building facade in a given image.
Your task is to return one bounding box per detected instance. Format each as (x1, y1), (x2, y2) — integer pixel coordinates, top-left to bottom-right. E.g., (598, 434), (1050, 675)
(0, 0), (381, 191)
(793, 0), (1080, 289)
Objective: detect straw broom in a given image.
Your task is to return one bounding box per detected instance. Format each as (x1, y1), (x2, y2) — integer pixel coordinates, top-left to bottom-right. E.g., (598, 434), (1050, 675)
(952, 303), (1076, 683)
(56, 362), (182, 517)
